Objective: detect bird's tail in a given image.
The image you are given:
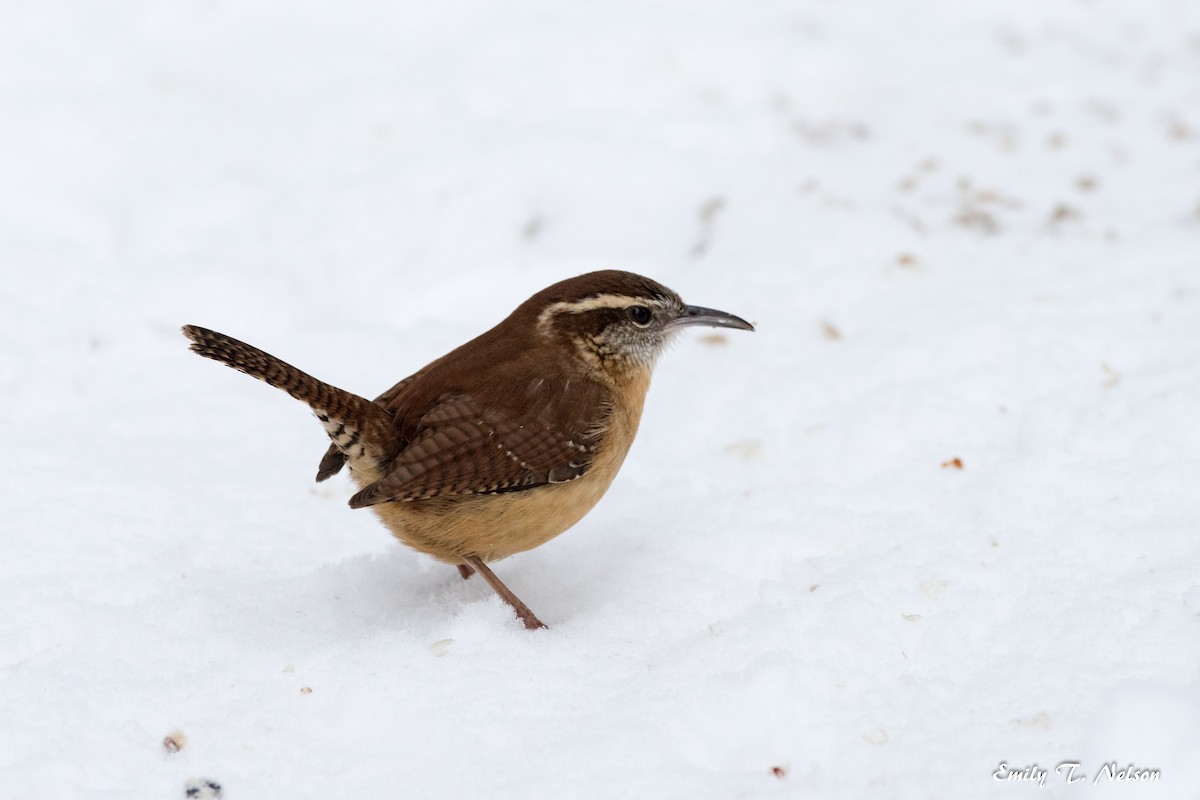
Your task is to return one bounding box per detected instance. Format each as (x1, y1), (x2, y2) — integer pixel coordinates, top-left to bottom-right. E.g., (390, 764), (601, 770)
(182, 325), (398, 471)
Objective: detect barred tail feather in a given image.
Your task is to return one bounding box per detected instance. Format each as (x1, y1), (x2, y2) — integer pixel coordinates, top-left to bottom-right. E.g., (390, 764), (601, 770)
(182, 325), (397, 468)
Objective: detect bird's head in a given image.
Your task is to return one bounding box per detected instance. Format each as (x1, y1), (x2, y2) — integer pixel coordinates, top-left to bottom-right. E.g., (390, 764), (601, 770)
(522, 270), (754, 379)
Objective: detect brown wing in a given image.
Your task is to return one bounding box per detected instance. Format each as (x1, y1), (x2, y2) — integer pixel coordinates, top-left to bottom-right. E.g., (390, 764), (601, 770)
(347, 381), (609, 508)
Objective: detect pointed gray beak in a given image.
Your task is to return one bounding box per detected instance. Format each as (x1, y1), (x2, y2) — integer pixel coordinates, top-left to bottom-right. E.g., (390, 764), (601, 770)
(667, 304), (755, 332)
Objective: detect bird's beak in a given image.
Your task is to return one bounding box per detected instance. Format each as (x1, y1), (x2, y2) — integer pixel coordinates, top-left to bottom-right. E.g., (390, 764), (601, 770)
(667, 305), (756, 332)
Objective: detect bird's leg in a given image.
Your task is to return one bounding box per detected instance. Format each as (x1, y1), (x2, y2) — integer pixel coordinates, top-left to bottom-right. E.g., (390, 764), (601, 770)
(464, 556), (547, 630)
(456, 563), (475, 580)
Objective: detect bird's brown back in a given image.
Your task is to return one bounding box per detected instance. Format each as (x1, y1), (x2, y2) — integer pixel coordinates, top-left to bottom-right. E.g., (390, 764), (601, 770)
(344, 306), (615, 507)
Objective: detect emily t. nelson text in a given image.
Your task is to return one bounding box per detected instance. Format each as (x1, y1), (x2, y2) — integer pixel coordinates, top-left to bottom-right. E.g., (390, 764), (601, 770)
(993, 761), (1161, 786)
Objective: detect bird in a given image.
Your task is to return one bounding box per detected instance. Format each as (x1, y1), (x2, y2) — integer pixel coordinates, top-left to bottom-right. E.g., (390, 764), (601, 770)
(182, 270), (753, 629)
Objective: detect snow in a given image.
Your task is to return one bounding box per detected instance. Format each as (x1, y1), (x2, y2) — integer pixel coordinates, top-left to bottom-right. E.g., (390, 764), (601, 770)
(3, 0), (1200, 797)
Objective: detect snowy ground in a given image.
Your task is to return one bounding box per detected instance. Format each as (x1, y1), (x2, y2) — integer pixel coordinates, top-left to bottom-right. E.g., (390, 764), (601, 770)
(3, 1), (1200, 798)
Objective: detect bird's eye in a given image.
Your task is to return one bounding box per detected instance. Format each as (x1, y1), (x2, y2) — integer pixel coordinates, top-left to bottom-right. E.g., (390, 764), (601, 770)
(628, 306), (652, 326)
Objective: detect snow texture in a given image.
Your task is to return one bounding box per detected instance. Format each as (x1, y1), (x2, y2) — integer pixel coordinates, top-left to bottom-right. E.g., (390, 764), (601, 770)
(3, 1), (1200, 798)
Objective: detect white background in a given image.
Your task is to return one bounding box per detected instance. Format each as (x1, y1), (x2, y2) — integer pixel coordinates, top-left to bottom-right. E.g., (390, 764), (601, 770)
(2, 1), (1199, 797)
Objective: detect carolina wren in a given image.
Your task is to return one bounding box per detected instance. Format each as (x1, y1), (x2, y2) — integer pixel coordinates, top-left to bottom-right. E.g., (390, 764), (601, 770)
(183, 270), (753, 629)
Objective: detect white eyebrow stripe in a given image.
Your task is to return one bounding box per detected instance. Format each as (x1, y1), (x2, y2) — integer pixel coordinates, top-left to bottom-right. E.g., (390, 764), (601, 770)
(537, 294), (663, 328)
